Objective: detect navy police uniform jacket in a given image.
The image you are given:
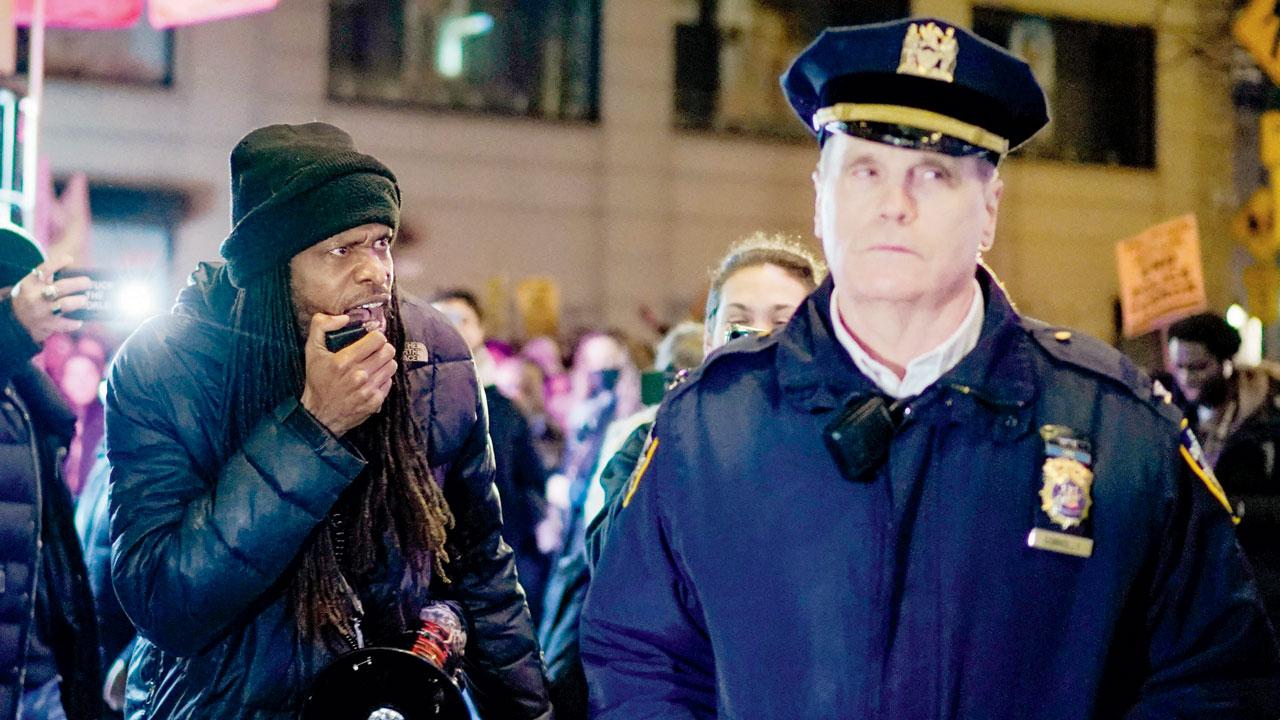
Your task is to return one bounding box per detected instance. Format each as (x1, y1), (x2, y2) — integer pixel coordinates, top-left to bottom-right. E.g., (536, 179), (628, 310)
(580, 271), (1280, 719)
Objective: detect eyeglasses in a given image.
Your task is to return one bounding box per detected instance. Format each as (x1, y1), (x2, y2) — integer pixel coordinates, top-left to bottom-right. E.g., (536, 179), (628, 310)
(723, 323), (765, 344)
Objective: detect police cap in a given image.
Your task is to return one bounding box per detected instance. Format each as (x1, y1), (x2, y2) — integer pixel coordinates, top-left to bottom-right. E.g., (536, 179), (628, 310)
(781, 17), (1050, 164)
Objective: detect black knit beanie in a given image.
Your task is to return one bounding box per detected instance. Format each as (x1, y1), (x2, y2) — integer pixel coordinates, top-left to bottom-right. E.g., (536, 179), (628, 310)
(218, 122), (401, 289)
(0, 224), (44, 288)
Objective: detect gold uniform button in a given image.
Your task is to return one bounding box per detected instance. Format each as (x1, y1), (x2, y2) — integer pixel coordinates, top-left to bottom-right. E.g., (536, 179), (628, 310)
(1053, 330), (1072, 342)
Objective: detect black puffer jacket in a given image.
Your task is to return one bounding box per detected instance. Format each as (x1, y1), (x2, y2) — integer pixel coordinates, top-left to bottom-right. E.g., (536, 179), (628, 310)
(75, 440), (135, 716)
(0, 299), (102, 720)
(484, 389), (550, 624)
(106, 262), (550, 719)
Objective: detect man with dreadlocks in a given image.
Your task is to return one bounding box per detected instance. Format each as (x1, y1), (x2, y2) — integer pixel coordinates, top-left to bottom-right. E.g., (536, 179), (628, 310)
(104, 122), (551, 719)
(582, 18), (1280, 720)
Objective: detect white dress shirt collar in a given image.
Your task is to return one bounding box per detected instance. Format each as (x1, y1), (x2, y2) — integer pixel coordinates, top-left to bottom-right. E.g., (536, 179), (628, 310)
(830, 280), (985, 399)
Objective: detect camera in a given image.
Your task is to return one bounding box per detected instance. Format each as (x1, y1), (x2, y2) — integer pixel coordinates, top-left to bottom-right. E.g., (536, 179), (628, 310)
(52, 269), (136, 322)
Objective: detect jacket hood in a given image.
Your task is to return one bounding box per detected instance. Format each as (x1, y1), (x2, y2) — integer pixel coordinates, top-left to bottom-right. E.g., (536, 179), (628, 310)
(174, 261), (240, 324)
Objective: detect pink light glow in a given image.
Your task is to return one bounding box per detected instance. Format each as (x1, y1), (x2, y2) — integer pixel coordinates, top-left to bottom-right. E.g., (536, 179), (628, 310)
(148, 0), (277, 29)
(14, 0), (142, 30)
(14, 0), (277, 30)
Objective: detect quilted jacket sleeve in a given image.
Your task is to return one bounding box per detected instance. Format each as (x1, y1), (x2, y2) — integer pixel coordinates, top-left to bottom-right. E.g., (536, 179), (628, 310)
(580, 412), (716, 720)
(1123, 446), (1280, 718)
(106, 320), (365, 655)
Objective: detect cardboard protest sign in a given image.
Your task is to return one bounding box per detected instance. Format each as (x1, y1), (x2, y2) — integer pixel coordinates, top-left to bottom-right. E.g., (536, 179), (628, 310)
(1115, 214), (1208, 338)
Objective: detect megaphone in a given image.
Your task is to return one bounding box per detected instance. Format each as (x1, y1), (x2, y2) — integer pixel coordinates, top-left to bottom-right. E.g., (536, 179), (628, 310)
(301, 603), (470, 720)
(300, 646), (468, 720)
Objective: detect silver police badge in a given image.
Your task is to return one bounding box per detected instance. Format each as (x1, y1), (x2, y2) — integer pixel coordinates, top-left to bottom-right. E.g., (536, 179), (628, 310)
(1039, 456), (1093, 530)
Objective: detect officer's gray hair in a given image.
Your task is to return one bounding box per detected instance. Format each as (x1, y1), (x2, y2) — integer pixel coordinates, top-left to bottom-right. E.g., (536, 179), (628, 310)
(816, 138), (1000, 182)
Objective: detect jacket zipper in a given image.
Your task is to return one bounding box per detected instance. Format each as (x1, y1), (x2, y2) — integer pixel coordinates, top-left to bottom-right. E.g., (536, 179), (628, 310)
(330, 511), (365, 651)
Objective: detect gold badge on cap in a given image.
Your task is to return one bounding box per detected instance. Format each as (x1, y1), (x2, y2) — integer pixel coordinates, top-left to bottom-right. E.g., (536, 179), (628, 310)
(1039, 456), (1093, 530)
(897, 22), (958, 83)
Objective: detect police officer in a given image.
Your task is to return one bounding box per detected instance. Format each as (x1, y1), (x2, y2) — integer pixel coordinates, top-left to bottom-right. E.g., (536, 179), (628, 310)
(580, 18), (1280, 719)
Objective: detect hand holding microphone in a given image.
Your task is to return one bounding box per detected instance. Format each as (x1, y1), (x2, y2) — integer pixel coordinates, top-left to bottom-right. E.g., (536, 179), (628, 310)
(301, 312), (397, 437)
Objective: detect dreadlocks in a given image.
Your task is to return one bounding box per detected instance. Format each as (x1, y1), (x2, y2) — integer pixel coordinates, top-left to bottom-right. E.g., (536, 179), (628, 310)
(223, 263), (454, 647)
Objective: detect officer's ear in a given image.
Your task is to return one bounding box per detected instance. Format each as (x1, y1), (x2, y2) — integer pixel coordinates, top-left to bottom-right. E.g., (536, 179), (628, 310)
(812, 139), (836, 240)
(812, 167), (824, 240)
(978, 163), (1003, 252)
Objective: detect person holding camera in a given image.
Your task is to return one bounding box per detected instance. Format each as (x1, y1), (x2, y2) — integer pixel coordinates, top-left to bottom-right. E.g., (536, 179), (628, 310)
(0, 226), (103, 720)
(105, 123), (550, 719)
(582, 18), (1280, 718)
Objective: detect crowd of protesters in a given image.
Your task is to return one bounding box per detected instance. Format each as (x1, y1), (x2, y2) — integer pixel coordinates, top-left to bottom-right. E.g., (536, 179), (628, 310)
(12, 182), (1280, 720)
(7, 15), (1280, 720)
(21, 232), (1280, 720)
(4, 208), (831, 720)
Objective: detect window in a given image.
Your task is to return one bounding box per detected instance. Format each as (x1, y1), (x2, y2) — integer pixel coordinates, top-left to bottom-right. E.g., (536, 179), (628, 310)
(328, 0), (600, 122)
(673, 0), (909, 139)
(45, 181), (186, 328)
(16, 25), (174, 86)
(972, 8), (1156, 168)
(81, 184), (183, 272)
(77, 184), (184, 295)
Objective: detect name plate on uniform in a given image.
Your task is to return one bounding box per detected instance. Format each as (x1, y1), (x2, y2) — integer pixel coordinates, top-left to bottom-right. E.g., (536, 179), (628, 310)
(1026, 528), (1094, 558)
